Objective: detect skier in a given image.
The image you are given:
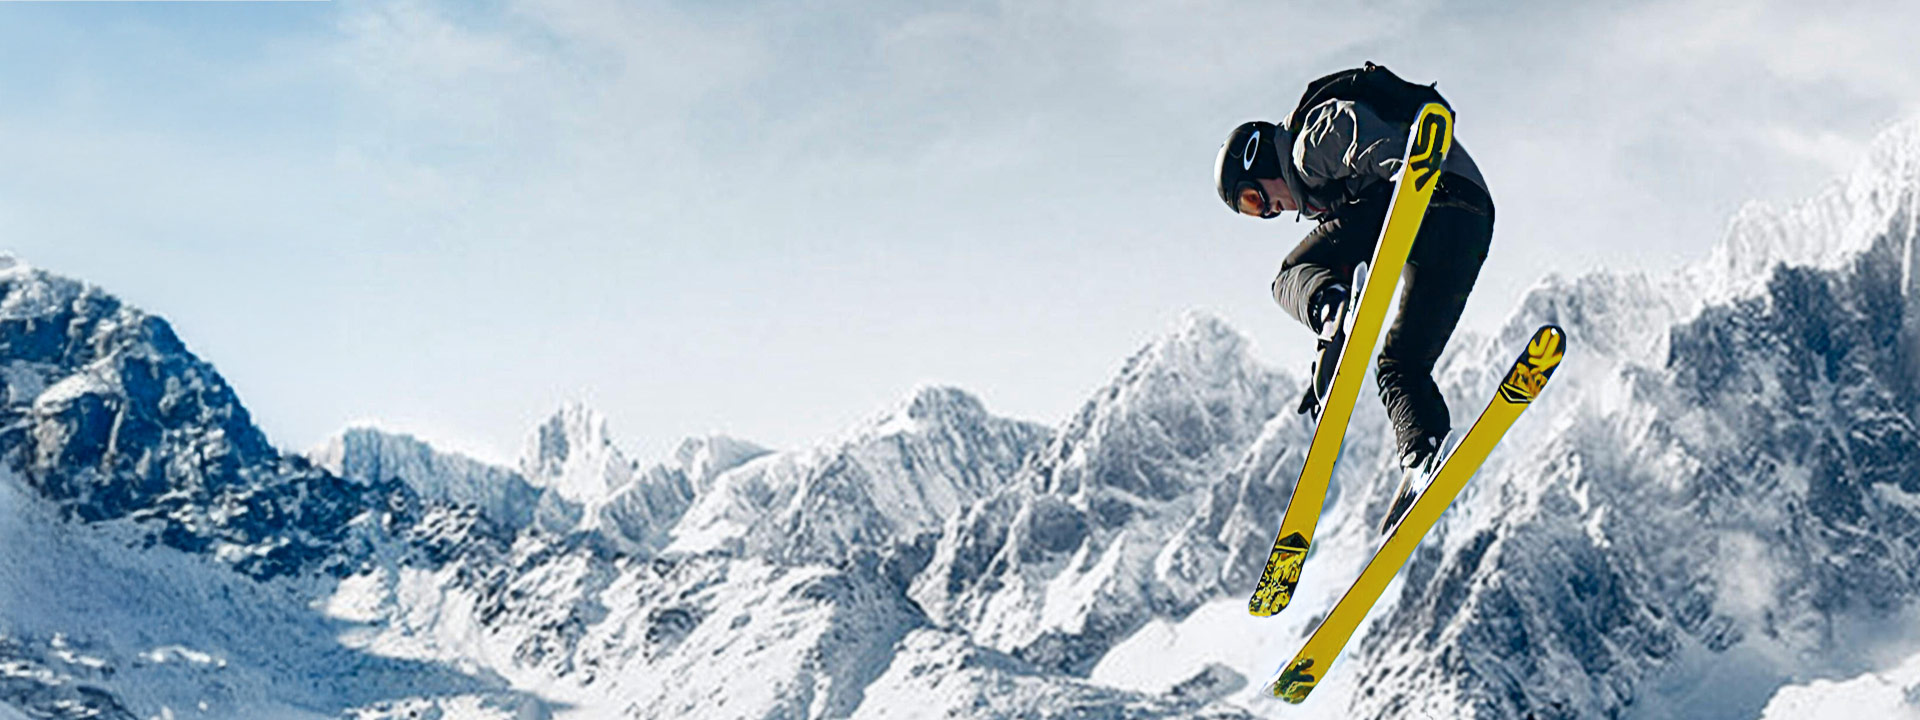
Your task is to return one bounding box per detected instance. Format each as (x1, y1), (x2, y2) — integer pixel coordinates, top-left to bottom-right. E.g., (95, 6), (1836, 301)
(1215, 66), (1494, 532)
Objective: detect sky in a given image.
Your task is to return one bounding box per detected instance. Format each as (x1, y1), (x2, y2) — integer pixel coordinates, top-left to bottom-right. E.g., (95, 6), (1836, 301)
(3, 0), (1919, 466)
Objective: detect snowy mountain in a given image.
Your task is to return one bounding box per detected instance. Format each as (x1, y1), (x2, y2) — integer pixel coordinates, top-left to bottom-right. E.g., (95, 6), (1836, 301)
(0, 256), (422, 584)
(670, 385), (1051, 564)
(1758, 648), (1920, 720)
(9, 117), (1920, 719)
(514, 404), (772, 553)
(314, 426), (544, 533)
(910, 313), (1296, 678)
(521, 403), (632, 509)
(1320, 119), (1920, 720)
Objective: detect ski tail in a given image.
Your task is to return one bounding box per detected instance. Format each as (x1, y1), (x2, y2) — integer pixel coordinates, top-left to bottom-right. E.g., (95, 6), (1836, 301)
(1264, 325), (1567, 702)
(1247, 101), (1454, 618)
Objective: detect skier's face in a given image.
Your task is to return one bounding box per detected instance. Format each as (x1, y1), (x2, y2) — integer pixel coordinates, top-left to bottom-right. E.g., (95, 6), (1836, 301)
(1236, 177), (1296, 218)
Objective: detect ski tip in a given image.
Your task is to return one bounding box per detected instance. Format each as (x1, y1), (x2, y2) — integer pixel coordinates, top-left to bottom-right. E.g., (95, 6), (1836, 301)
(1497, 325), (1566, 405)
(1267, 657), (1319, 703)
(1247, 581), (1296, 617)
(1248, 596), (1283, 617)
(1248, 533), (1310, 616)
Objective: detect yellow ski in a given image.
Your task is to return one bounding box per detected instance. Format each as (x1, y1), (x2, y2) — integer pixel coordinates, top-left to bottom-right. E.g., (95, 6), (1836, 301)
(1266, 325), (1567, 703)
(1249, 103), (1455, 617)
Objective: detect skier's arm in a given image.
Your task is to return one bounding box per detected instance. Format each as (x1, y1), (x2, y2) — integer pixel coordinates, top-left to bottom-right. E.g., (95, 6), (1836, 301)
(1291, 99), (1405, 187)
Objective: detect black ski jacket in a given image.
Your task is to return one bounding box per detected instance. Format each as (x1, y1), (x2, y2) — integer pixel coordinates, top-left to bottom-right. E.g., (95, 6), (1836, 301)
(1278, 98), (1490, 221)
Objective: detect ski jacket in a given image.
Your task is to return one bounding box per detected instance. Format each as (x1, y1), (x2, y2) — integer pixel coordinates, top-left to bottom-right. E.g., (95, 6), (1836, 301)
(1279, 98), (1489, 221)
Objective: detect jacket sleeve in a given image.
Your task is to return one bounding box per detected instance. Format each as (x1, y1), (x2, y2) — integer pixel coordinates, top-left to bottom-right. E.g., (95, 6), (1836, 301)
(1290, 99), (1405, 189)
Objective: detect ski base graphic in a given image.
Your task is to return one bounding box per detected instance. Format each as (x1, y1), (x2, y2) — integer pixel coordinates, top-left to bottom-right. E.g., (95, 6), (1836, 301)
(1249, 532), (1309, 615)
(1265, 325), (1567, 702)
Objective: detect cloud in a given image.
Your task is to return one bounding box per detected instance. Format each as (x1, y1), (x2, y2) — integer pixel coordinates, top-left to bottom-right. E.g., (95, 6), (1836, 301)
(330, 0), (772, 230)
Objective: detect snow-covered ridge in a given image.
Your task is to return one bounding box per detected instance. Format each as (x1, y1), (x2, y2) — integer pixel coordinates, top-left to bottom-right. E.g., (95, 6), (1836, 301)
(314, 426), (543, 532)
(673, 433), (769, 496)
(1760, 647), (1920, 719)
(669, 384), (1050, 562)
(0, 258), (392, 581)
(314, 410), (777, 555)
(1695, 117), (1920, 305)
(520, 401), (630, 507)
(909, 311), (1295, 678)
(1032, 310), (1287, 500)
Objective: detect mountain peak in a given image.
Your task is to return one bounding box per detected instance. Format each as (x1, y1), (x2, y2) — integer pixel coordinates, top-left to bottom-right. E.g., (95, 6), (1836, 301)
(313, 425), (540, 532)
(668, 383), (1049, 561)
(671, 434), (769, 491)
(519, 401), (632, 505)
(1698, 117), (1920, 303)
(859, 385), (993, 438)
(1024, 311), (1286, 502)
(1166, 310), (1247, 355)
(1127, 310), (1264, 391)
(904, 385), (987, 418)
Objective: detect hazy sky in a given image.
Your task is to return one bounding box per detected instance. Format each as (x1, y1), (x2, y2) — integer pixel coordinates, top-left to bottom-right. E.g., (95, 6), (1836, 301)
(4, 0), (1919, 466)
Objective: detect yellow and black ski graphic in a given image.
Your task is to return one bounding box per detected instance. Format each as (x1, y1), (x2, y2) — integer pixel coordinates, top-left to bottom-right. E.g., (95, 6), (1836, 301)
(1248, 103), (1454, 617)
(1265, 325), (1567, 703)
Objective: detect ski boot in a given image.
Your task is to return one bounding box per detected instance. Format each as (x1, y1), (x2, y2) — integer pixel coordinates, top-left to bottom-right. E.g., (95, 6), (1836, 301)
(1295, 273), (1358, 419)
(1380, 431), (1447, 536)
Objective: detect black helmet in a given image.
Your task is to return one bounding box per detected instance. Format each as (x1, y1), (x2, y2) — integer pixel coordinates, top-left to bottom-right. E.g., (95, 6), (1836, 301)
(1215, 121), (1285, 217)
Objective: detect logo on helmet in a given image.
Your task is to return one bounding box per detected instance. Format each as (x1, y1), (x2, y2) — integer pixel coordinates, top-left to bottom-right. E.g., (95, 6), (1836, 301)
(1242, 132), (1260, 172)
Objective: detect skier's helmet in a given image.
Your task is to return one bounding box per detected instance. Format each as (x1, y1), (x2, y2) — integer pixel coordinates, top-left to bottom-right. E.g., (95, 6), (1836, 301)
(1215, 121), (1285, 218)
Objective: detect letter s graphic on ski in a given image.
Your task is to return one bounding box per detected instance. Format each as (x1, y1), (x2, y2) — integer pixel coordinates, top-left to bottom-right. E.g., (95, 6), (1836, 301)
(1407, 112), (1448, 192)
(1247, 102), (1453, 617)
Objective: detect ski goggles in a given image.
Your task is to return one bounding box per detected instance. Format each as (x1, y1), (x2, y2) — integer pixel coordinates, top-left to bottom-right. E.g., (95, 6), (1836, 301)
(1234, 180), (1283, 219)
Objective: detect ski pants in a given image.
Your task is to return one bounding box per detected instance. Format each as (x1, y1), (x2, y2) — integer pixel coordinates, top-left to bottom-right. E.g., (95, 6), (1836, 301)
(1269, 177), (1494, 450)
